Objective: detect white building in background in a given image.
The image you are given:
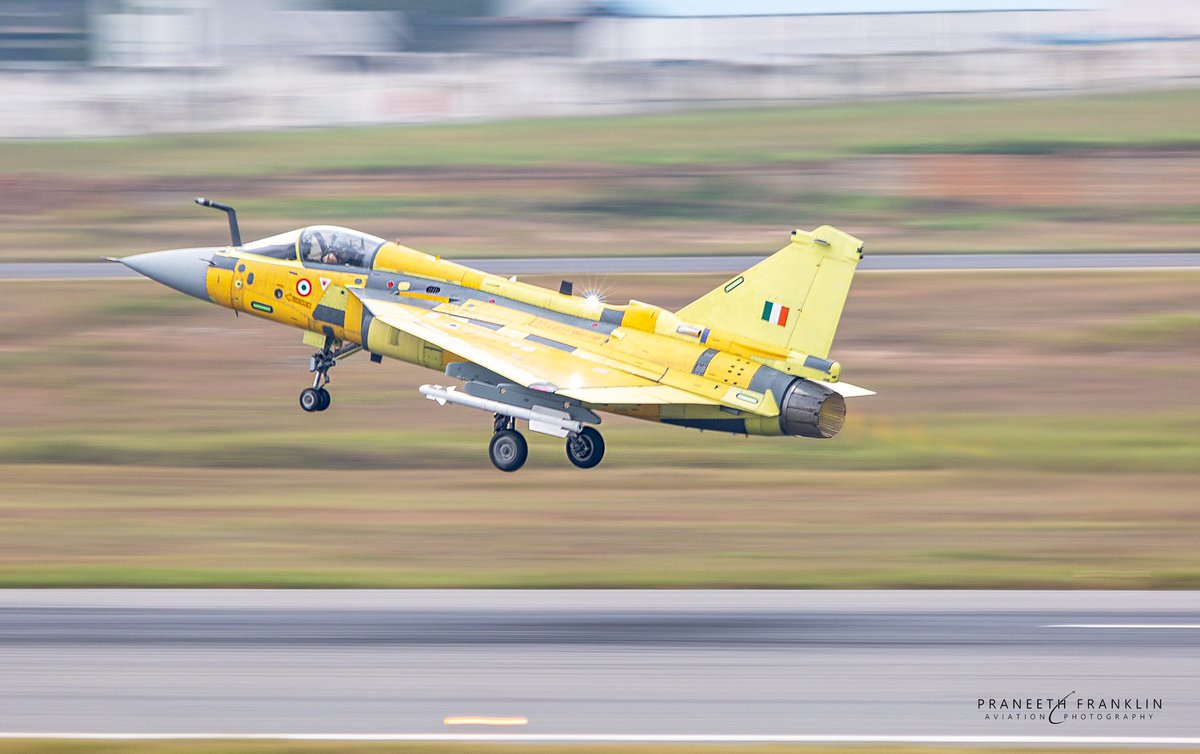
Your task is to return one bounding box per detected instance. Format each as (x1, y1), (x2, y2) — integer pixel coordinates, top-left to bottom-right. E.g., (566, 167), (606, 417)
(70, 0), (1200, 68)
(88, 0), (403, 67)
(0, 0), (1197, 136)
(90, 0), (221, 66)
(574, 0), (1200, 63)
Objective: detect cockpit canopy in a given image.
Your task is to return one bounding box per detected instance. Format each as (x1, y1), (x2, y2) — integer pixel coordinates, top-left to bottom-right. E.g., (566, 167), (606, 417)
(240, 226), (387, 269)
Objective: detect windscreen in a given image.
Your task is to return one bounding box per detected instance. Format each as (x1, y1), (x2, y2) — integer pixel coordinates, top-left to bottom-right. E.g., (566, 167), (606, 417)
(298, 226), (386, 269)
(241, 230), (301, 260)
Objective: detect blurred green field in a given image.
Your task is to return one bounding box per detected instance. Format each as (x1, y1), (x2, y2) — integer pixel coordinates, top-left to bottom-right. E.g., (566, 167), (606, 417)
(2, 270), (1197, 589)
(2, 88), (1198, 261)
(6, 90), (1198, 174)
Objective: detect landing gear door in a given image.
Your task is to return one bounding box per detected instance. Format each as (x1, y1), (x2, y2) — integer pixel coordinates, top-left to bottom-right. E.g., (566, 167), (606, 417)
(311, 279), (350, 339)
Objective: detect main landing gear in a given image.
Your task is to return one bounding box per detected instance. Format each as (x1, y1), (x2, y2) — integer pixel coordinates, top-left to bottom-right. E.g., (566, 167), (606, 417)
(489, 415), (529, 473)
(418, 383), (605, 472)
(299, 336), (360, 413)
(486, 414), (605, 473)
(566, 426), (605, 469)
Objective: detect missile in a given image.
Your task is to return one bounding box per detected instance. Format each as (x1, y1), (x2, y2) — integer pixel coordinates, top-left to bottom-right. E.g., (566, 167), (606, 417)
(419, 384), (584, 438)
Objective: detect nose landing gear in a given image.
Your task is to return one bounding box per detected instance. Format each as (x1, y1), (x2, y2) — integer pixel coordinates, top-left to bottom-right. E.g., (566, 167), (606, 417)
(298, 336), (360, 413)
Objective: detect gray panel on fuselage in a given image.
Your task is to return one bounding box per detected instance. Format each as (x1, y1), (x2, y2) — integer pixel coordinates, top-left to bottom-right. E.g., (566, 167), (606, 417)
(361, 270), (622, 338)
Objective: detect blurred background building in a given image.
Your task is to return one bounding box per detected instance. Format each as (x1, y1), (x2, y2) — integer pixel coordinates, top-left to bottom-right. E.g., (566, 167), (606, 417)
(0, 0), (1197, 136)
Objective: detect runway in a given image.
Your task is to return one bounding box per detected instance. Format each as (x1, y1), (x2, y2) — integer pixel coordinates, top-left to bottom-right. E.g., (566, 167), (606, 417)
(3, 251), (1200, 281)
(0, 590), (1197, 744)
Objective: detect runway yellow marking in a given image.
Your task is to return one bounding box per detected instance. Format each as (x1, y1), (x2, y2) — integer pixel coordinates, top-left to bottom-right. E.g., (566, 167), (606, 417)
(443, 716), (529, 726)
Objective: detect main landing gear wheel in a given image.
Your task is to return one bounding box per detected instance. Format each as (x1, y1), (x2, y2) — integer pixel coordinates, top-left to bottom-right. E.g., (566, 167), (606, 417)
(299, 387), (330, 412)
(566, 426), (605, 469)
(489, 429), (528, 473)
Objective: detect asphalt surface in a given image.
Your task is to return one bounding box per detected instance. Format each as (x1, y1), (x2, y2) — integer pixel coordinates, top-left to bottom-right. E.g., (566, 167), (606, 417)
(3, 251), (1200, 280)
(0, 590), (1197, 743)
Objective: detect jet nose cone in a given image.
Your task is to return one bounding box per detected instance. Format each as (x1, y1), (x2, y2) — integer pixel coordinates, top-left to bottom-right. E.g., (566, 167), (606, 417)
(119, 247), (216, 302)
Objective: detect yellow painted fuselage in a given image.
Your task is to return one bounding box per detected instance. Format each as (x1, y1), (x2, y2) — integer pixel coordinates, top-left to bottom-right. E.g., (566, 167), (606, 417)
(200, 228), (858, 437)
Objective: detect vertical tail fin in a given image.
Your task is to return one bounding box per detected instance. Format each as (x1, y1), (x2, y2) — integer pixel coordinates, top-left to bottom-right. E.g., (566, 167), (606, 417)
(676, 226), (864, 360)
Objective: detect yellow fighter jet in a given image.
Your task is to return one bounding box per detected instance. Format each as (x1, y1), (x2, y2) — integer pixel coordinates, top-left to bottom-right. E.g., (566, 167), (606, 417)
(119, 198), (873, 472)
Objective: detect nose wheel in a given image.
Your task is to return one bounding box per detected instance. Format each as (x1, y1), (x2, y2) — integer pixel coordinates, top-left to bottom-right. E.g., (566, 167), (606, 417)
(298, 336), (360, 413)
(299, 387), (331, 412)
(489, 415), (528, 472)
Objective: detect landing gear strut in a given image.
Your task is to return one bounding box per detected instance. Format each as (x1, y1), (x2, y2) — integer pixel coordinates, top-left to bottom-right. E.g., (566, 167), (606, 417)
(299, 336), (360, 413)
(489, 414), (528, 472)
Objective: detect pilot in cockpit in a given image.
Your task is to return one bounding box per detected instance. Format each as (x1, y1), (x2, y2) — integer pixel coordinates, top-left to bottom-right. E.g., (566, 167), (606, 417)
(327, 231), (364, 265)
(300, 228), (341, 265)
(300, 226), (377, 267)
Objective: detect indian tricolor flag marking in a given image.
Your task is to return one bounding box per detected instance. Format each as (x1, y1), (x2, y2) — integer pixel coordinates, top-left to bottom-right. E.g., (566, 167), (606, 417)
(761, 300), (789, 327)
